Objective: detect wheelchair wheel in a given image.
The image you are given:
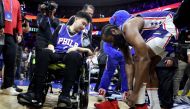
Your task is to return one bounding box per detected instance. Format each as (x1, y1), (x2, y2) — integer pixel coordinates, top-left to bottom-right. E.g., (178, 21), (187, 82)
(79, 90), (88, 109)
(79, 77), (89, 109)
(78, 52), (90, 109)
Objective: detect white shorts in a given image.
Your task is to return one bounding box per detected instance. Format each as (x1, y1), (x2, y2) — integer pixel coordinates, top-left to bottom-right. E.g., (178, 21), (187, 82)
(146, 33), (172, 58)
(146, 14), (178, 58)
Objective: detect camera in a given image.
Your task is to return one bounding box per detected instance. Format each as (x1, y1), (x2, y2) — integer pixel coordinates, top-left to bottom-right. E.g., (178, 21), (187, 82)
(41, 1), (58, 14)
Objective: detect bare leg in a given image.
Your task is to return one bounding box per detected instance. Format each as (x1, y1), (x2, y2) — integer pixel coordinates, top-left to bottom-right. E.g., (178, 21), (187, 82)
(146, 55), (161, 88)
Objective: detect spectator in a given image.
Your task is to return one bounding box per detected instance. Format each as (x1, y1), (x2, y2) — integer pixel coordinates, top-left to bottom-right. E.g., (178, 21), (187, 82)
(67, 4), (95, 46)
(156, 56), (178, 109)
(0, 0), (23, 96)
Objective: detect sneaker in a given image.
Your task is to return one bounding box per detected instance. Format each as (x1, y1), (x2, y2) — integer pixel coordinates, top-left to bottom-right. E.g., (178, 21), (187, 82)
(71, 93), (77, 99)
(174, 96), (183, 104)
(97, 88), (106, 101)
(17, 92), (43, 107)
(180, 96), (190, 104)
(57, 94), (72, 108)
(13, 84), (23, 92)
(122, 91), (128, 101)
(2, 87), (19, 96)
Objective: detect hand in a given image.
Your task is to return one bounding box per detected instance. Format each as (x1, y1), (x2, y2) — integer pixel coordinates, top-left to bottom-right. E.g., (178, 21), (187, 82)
(164, 59), (173, 67)
(48, 44), (55, 52)
(67, 47), (78, 53)
(188, 58), (190, 64)
(94, 47), (99, 52)
(40, 4), (46, 9)
(126, 91), (138, 108)
(0, 28), (4, 35)
(187, 54), (190, 64)
(128, 90), (133, 95)
(17, 35), (22, 43)
(122, 90), (132, 101)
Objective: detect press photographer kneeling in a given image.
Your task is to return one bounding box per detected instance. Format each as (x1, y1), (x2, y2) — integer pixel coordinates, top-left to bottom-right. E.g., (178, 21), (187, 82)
(171, 0), (190, 104)
(172, 29), (190, 104)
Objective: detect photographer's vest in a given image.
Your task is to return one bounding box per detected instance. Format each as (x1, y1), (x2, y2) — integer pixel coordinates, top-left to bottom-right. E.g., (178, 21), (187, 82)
(55, 25), (83, 53)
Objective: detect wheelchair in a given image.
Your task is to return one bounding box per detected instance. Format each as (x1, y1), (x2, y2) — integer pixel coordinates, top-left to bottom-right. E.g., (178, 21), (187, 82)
(47, 52), (90, 109)
(18, 53), (90, 109)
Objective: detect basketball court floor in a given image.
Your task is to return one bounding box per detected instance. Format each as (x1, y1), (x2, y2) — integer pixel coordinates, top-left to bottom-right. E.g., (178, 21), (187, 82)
(0, 80), (189, 109)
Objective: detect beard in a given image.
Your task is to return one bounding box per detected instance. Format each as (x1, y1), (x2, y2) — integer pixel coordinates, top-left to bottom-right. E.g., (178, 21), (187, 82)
(112, 33), (127, 48)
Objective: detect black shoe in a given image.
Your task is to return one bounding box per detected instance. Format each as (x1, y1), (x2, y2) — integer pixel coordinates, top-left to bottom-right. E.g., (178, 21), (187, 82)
(13, 84), (23, 92)
(16, 87), (23, 92)
(17, 92), (43, 107)
(57, 94), (72, 108)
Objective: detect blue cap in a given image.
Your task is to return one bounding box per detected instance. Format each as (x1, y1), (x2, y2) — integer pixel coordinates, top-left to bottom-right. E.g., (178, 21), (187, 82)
(109, 10), (132, 27)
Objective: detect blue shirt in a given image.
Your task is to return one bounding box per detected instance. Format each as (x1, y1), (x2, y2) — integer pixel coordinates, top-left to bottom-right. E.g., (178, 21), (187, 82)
(55, 25), (83, 53)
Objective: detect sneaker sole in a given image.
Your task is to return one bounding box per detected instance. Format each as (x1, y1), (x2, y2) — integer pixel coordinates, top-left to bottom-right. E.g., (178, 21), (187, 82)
(57, 103), (72, 108)
(17, 97), (43, 108)
(18, 97), (31, 104)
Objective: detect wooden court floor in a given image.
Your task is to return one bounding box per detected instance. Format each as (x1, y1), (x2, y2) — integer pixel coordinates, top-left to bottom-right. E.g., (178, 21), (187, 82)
(0, 86), (129, 109)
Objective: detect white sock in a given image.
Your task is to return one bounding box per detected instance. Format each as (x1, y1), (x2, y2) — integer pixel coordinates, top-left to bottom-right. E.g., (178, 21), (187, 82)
(136, 83), (147, 104)
(147, 88), (161, 109)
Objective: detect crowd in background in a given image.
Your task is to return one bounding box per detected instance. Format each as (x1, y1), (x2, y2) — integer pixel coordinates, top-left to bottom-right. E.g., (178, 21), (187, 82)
(22, 0), (181, 18)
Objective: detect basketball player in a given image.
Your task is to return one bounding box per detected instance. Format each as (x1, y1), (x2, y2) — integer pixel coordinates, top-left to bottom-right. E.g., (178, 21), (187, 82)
(101, 10), (178, 107)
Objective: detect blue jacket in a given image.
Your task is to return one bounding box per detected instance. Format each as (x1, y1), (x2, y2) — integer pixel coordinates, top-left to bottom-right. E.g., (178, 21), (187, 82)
(103, 42), (123, 61)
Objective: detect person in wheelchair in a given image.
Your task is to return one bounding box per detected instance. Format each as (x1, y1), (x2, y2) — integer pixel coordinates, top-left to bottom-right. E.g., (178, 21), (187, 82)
(17, 11), (93, 108)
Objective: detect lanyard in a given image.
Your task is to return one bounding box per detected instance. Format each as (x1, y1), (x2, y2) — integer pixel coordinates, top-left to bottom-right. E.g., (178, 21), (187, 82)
(2, 0), (13, 13)
(48, 17), (52, 28)
(48, 17), (55, 34)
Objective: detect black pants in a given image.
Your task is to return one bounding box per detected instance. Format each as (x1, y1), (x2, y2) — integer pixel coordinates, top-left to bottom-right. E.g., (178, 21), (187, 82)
(30, 49), (82, 97)
(0, 35), (17, 89)
(15, 44), (22, 79)
(156, 67), (176, 109)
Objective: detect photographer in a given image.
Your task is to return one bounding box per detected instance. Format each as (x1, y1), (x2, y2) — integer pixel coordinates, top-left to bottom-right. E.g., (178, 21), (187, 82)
(156, 55), (178, 109)
(173, 30), (190, 104)
(36, 1), (60, 49)
(173, 0), (190, 104)
(25, 1), (60, 93)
